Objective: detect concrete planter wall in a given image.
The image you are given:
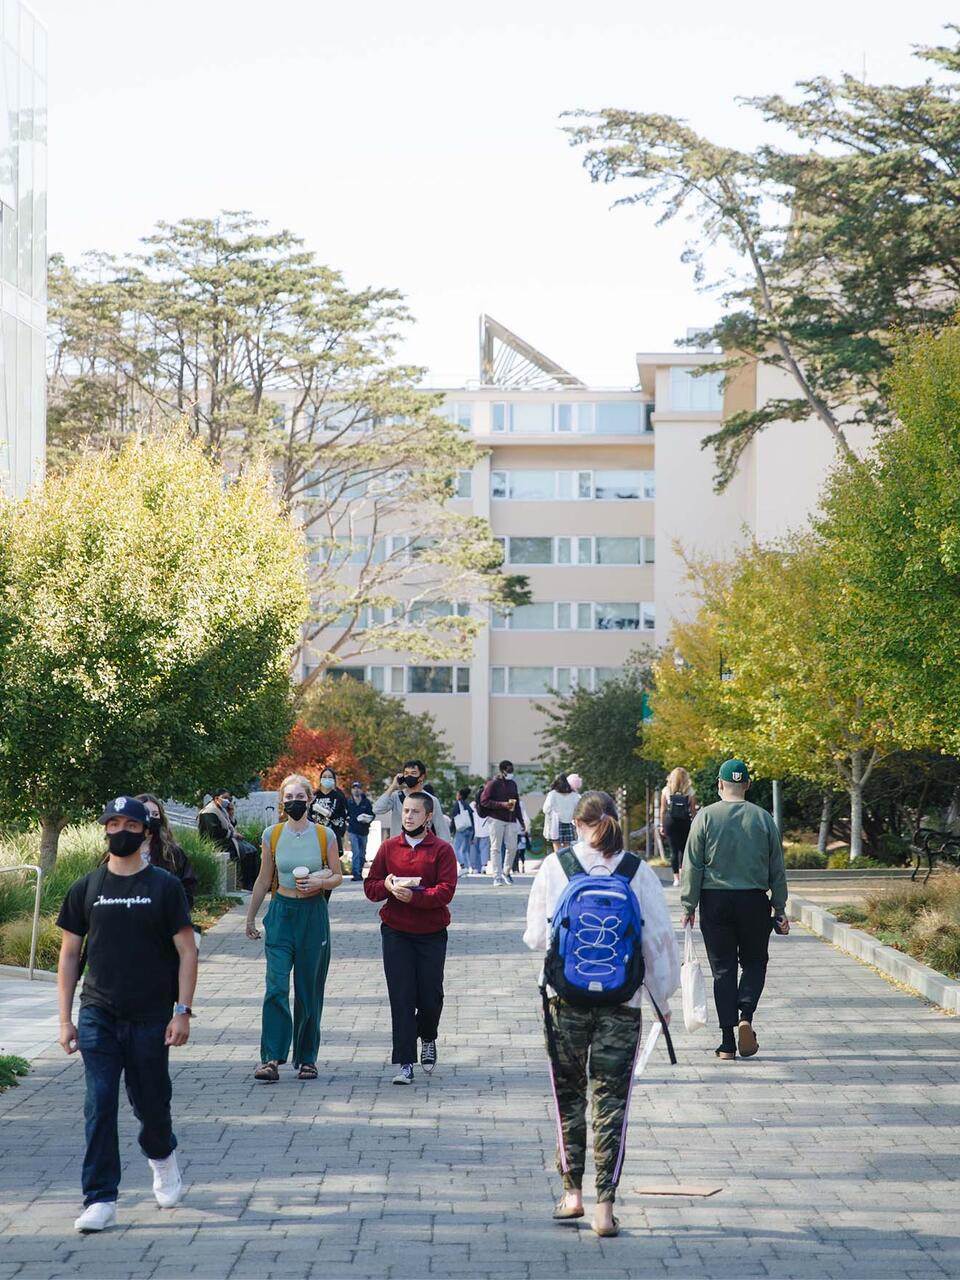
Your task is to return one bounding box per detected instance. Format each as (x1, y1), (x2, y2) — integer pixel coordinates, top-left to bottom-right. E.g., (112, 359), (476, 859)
(788, 895), (960, 1013)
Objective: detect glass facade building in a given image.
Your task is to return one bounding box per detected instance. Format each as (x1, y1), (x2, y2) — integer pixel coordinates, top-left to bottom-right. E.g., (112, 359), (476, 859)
(0, 0), (46, 497)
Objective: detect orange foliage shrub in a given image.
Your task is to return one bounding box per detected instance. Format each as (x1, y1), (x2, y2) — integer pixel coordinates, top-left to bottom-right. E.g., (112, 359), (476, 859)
(262, 722), (368, 790)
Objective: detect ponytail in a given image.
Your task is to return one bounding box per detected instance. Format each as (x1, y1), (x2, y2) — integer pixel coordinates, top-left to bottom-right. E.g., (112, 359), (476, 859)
(573, 790), (623, 856)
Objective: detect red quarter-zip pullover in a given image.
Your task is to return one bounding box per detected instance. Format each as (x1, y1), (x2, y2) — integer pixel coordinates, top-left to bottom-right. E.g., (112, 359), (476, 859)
(364, 830), (458, 933)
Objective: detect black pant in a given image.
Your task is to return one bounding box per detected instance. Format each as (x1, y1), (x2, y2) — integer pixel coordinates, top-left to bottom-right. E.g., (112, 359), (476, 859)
(380, 924), (447, 1064)
(664, 818), (691, 874)
(699, 889), (771, 1029)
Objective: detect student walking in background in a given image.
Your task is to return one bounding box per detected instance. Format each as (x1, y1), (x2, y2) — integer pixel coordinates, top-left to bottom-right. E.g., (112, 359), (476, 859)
(245, 774), (342, 1082)
(478, 761), (526, 886)
(542, 774), (581, 853)
(57, 796), (197, 1233)
(659, 768), (698, 887)
(310, 766), (350, 855)
(373, 758), (452, 842)
(345, 781), (375, 881)
(470, 799), (491, 874)
(364, 792), (458, 1084)
(451, 787), (475, 873)
(524, 791), (679, 1237)
(681, 759), (789, 1061)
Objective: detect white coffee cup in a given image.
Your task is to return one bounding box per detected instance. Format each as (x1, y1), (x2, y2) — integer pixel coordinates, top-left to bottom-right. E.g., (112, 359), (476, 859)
(292, 866), (310, 880)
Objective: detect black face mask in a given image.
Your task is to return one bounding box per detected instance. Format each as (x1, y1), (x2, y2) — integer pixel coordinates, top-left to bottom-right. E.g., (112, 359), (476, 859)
(146, 815), (161, 835)
(284, 799), (309, 821)
(107, 829), (145, 858)
(402, 775), (420, 790)
(403, 821), (427, 838)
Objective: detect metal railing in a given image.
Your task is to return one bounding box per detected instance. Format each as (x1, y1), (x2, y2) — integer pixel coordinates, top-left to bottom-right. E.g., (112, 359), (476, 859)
(0, 863), (44, 979)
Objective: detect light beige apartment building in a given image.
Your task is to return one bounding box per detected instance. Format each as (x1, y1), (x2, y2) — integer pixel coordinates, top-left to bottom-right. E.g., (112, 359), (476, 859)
(296, 318), (860, 779)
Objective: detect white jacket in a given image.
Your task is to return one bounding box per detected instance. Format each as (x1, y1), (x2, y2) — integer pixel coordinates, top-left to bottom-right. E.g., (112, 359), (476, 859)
(523, 843), (680, 1013)
(541, 788), (580, 840)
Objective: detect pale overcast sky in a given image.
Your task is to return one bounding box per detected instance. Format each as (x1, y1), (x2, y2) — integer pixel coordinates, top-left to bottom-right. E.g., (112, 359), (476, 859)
(31, 0), (958, 386)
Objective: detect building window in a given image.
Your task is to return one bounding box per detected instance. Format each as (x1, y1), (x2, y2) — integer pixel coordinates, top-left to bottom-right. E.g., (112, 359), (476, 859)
(670, 366), (723, 412)
(505, 666), (554, 696)
(406, 665), (470, 694)
(491, 470), (655, 501)
(594, 470), (654, 501)
(595, 604), (641, 631)
(489, 666), (636, 695)
(556, 667), (594, 694)
(595, 401), (644, 434)
(455, 469), (473, 499)
(328, 666), (365, 681)
(445, 401), (473, 427)
(493, 602), (555, 630)
(507, 536), (553, 564)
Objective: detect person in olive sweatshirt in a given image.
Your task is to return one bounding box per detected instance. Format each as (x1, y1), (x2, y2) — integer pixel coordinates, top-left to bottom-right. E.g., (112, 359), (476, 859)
(681, 759), (789, 1061)
(364, 792), (458, 1085)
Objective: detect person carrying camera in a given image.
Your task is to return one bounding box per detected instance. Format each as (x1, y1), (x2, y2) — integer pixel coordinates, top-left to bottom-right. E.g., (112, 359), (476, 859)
(372, 758), (451, 842)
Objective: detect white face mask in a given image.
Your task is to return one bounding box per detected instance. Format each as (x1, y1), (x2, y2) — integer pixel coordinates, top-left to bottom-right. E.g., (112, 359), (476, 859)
(503, 773), (514, 782)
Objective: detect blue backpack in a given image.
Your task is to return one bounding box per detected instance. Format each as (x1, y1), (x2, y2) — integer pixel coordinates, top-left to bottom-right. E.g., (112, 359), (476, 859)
(543, 848), (646, 1007)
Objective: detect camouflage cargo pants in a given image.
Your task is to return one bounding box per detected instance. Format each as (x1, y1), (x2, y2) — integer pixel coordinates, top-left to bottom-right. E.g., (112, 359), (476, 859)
(543, 997), (643, 1202)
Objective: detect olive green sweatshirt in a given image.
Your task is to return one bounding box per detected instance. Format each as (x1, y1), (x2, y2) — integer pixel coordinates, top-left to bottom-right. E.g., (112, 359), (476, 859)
(680, 800), (788, 915)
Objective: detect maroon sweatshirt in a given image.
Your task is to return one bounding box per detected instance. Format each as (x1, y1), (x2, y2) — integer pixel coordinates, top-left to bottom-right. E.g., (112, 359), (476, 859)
(364, 830), (458, 933)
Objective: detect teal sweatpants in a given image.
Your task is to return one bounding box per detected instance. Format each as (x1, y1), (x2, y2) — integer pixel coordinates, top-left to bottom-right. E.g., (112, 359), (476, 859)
(260, 893), (331, 1067)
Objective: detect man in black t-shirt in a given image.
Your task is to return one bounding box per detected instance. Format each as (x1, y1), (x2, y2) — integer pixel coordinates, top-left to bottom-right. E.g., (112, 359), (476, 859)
(57, 796), (198, 1233)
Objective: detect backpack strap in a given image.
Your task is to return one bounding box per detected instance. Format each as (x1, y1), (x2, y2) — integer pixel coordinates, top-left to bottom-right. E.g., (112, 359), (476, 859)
(268, 822), (330, 894)
(556, 847), (584, 881)
(615, 852), (642, 882)
(78, 864), (111, 976)
(644, 985), (678, 1065)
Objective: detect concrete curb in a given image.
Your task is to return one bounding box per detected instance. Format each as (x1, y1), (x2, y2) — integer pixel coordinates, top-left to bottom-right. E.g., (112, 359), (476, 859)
(0, 963), (56, 983)
(787, 895), (960, 1013)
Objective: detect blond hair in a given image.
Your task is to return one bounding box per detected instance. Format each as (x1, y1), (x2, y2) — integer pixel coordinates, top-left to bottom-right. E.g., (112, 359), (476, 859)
(666, 767), (693, 796)
(278, 774), (314, 810)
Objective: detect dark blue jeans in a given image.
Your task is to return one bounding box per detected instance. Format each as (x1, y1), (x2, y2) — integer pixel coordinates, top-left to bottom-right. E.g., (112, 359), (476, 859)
(77, 1004), (177, 1205)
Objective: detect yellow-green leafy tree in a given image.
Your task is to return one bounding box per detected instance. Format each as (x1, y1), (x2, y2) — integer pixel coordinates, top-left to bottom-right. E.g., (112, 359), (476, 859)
(0, 431), (307, 868)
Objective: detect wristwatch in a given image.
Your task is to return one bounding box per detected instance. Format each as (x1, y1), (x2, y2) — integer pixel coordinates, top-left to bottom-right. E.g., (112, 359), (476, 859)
(173, 1003), (193, 1017)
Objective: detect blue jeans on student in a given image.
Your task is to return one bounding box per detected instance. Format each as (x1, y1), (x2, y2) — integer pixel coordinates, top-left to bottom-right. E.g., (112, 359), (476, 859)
(471, 835), (489, 873)
(349, 831), (367, 878)
(77, 1004), (176, 1206)
(453, 828), (472, 869)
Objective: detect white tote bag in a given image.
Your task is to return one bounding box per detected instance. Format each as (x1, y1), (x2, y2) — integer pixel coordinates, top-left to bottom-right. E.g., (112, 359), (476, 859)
(681, 924), (708, 1032)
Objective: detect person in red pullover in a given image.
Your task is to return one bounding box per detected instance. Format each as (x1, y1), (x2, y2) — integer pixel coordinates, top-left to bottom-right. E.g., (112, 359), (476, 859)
(364, 791), (458, 1085)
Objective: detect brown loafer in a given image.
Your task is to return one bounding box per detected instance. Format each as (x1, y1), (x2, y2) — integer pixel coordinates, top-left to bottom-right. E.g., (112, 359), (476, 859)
(737, 1020), (759, 1058)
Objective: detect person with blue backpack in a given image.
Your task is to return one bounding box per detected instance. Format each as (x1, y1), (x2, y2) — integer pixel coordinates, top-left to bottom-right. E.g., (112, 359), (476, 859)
(524, 790), (679, 1238)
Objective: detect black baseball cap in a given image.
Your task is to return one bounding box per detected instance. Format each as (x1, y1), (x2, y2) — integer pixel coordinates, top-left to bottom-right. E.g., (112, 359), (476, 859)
(97, 796), (150, 826)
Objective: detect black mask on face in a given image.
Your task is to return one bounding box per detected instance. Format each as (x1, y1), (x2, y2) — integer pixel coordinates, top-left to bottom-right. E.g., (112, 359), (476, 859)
(403, 821), (427, 838)
(284, 799), (309, 821)
(402, 774), (420, 790)
(146, 815), (161, 835)
(107, 829), (145, 858)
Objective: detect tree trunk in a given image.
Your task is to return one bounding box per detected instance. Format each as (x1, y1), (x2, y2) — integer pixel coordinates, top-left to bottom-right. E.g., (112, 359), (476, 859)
(848, 752), (864, 862)
(817, 792), (832, 854)
(39, 816), (66, 873)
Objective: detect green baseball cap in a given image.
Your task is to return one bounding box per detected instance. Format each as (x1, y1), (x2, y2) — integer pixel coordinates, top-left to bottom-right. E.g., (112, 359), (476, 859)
(718, 759), (750, 784)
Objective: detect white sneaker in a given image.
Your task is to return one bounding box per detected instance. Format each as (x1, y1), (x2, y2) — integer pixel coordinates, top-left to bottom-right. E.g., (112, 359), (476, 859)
(75, 1201), (117, 1232)
(148, 1151), (183, 1208)
(672, 875), (680, 887)
(503, 871), (514, 885)
(493, 876), (505, 887)
(392, 1064), (414, 1085)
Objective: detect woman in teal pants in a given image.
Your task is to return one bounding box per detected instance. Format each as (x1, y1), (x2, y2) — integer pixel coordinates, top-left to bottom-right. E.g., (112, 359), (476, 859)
(245, 774), (342, 1080)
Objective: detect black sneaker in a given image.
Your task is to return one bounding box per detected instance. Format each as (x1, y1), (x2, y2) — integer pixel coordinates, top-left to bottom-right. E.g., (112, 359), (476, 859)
(420, 1040), (438, 1074)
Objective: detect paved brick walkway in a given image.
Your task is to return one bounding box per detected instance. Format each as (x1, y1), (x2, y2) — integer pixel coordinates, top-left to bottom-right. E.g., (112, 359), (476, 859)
(1, 877), (959, 1279)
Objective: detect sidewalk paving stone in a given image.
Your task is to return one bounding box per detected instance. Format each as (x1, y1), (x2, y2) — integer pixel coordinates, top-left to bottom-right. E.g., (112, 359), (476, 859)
(0, 876), (959, 1278)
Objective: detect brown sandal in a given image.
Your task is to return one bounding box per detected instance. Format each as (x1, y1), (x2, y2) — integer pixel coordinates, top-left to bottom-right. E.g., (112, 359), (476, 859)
(297, 1063), (318, 1080)
(553, 1198), (584, 1221)
(592, 1216), (620, 1238)
(254, 1060), (279, 1082)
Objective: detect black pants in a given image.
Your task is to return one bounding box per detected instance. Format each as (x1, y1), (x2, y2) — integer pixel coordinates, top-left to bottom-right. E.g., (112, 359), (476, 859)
(663, 818), (691, 874)
(380, 924), (447, 1064)
(699, 889), (771, 1028)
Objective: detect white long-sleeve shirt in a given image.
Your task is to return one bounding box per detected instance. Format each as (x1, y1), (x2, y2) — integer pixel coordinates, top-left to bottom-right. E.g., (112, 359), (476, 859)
(541, 788), (580, 840)
(523, 843), (680, 1013)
